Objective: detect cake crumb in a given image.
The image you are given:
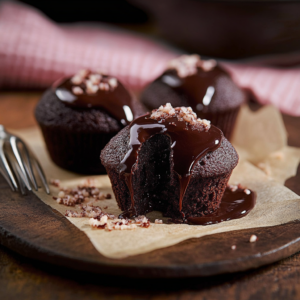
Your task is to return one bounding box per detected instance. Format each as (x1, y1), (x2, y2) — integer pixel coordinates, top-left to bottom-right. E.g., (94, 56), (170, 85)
(66, 203), (151, 231)
(66, 204), (103, 218)
(135, 215), (151, 228)
(257, 162), (272, 176)
(150, 103), (211, 131)
(53, 182), (111, 207)
(270, 151), (284, 160)
(54, 180), (151, 232)
(231, 245), (236, 250)
(249, 235), (257, 243)
(89, 215), (108, 229)
(49, 179), (60, 187)
(58, 191), (65, 198)
(155, 219), (163, 224)
(89, 216), (143, 231)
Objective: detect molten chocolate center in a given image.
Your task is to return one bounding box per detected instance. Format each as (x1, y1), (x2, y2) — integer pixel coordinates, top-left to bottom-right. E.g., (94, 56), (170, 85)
(119, 114), (223, 216)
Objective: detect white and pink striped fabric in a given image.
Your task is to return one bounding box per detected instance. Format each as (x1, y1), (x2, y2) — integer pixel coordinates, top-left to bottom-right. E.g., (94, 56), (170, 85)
(1, 1), (300, 116)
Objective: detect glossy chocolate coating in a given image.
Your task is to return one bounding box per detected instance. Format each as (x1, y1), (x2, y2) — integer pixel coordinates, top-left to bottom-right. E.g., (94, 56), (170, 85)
(157, 66), (242, 115)
(187, 187), (256, 225)
(119, 114), (223, 215)
(55, 77), (134, 126)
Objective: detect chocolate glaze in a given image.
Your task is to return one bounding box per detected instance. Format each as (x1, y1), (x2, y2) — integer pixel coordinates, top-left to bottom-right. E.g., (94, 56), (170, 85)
(158, 66), (226, 115)
(119, 114), (223, 217)
(54, 77), (134, 125)
(187, 187), (256, 225)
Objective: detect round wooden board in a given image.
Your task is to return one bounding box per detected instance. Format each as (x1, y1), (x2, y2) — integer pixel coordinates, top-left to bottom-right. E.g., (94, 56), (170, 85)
(1, 170), (300, 279)
(1, 110), (300, 279)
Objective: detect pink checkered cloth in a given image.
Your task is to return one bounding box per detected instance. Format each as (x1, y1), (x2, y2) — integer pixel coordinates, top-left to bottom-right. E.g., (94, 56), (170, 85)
(1, 2), (300, 116)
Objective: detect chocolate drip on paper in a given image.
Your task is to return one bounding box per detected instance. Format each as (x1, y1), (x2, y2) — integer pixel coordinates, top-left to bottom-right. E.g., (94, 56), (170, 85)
(187, 187), (256, 225)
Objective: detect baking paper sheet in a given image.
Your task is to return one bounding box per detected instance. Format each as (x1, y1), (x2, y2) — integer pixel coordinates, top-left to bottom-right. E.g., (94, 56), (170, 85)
(12, 105), (300, 258)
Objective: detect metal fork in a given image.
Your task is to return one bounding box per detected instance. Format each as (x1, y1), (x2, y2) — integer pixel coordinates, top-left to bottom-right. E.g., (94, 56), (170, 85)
(0, 125), (50, 195)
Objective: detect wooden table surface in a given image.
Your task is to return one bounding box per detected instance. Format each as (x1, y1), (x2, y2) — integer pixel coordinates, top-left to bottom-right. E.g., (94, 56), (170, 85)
(1, 91), (300, 300)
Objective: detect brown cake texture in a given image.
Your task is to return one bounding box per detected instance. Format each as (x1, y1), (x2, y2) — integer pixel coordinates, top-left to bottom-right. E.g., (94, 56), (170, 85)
(141, 54), (247, 140)
(101, 103), (239, 220)
(35, 70), (145, 174)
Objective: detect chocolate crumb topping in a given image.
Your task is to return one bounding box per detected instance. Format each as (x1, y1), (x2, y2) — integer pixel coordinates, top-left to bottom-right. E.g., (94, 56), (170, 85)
(54, 69), (135, 125)
(150, 103), (211, 131)
(167, 54), (217, 78)
(249, 234), (258, 243)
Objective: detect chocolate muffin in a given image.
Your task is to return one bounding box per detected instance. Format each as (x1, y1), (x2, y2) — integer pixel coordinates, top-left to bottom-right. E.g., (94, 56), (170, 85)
(141, 54), (247, 140)
(101, 103), (239, 221)
(35, 70), (145, 174)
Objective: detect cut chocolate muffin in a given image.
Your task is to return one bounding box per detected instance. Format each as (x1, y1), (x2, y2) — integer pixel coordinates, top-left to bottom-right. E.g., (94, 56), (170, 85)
(101, 103), (239, 221)
(141, 54), (247, 140)
(35, 70), (145, 174)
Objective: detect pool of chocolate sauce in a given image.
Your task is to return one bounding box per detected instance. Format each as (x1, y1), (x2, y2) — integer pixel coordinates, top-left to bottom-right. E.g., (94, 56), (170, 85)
(187, 187), (256, 226)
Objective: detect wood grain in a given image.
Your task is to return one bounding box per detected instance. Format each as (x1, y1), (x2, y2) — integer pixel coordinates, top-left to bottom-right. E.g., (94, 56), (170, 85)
(1, 94), (300, 298)
(0, 92), (41, 129)
(1, 162), (300, 278)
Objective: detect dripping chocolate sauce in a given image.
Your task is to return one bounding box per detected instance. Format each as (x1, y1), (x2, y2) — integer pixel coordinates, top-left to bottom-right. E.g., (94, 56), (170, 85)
(186, 187), (256, 225)
(54, 76), (134, 125)
(119, 114), (223, 219)
(158, 66), (226, 115)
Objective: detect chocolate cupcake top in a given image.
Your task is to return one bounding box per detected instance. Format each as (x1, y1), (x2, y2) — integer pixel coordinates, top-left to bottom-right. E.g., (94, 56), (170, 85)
(35, 70), (145, 132)
(141, 54), (247, 113)
(102, 103), (238, 176)
(101, 103), (238, 212)
(55, 70), (136, 126)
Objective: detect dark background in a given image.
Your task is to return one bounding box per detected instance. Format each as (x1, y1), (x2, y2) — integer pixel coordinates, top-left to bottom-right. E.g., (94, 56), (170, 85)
(19, 0), (149, 23)
(18, 0), (300, 59)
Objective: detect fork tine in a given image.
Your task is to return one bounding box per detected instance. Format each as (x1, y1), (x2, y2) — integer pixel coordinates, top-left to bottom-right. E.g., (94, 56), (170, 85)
(10, 136), (32, 191)
(32, 158), (50, 194)
(18, 139), (39, 191)
(8, 154), (26, 196)
(0, 160), (16, 191)
(0, 139), (18, 191)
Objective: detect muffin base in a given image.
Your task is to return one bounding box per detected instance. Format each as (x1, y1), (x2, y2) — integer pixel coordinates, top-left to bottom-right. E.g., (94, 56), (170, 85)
(40, 125), (117, 174)
(198, 107), (240, 141)
(104, 134), (232, 219)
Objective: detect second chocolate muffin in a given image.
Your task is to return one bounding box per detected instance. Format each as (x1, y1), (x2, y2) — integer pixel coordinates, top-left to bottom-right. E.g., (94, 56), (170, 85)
(141, 54), (247, 140)
(35, 70), (145, 174)
(101, 103), (239, 221)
